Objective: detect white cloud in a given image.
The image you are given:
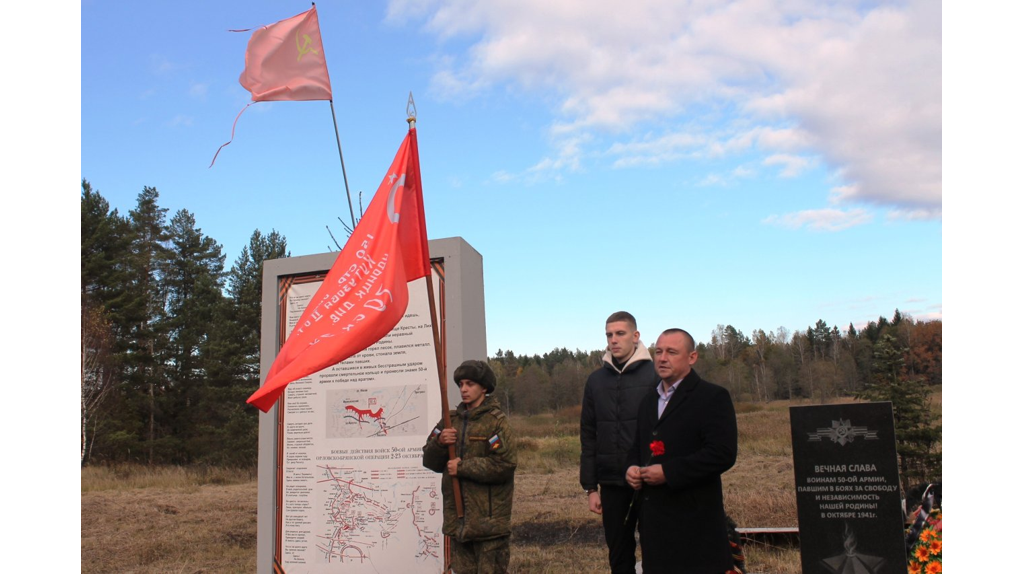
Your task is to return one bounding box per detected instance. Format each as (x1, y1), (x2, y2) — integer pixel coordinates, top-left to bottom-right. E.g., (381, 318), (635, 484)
(762, 208), (873, 231)
(489, 170), (515, 184)
(534, 133), (589, 173)
(166, 115), (194, 128)
(747, 126), (814, 153)
(914, 311), (942, 322)
(698, 173), (726, 187)
(763, 154), (813, 178)
(607, 132), (705, 167)
(149, 54), (181, 75)
(488, 132), (590, 184)
(828, 184), (858, 205)
(606, 125), (814, 167)
(428, 63), (491, 101)
(886, 207), (942, 221)
(732, 165), (756, 178)
(189, 82), (208, 98)
(389, 0), (940, 215)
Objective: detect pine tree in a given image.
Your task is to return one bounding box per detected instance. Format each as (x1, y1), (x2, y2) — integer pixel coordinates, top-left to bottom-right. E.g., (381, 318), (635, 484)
(162, 209), (227, 462)
(857, 334), (941, 493)
(227, 229), (289, 385)
(125, 186), (172, 464)
(81, 181), (138, 463)
(193, 229), (290, 466)
(82, 180), (136, 338)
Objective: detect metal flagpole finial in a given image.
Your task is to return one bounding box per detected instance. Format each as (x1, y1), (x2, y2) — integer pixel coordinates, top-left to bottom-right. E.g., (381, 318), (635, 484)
(407, 92), (417, 128)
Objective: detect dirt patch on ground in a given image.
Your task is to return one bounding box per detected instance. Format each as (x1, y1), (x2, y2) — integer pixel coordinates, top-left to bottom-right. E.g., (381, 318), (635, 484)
(513, 519), (605, 546)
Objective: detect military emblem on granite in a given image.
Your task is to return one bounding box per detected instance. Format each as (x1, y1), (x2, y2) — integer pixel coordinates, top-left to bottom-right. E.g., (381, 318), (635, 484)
(807, 418), (879, 446)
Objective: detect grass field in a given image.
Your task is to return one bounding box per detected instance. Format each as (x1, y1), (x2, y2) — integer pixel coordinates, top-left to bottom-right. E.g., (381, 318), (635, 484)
(84, 397), (929, 573)
(510, 403), (803, 573)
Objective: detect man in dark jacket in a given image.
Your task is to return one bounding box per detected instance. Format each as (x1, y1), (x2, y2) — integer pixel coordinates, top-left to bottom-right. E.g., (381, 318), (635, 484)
(626, 328), (738, 574)
(580, 311), (659, 573)
(423, 360), (516, 574)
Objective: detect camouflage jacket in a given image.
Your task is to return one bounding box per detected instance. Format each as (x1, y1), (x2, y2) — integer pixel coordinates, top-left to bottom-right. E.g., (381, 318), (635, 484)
(423, 395), (517, 542)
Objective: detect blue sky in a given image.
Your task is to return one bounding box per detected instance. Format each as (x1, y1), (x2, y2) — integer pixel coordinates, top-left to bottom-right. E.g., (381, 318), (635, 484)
(80, 0), (942, 356)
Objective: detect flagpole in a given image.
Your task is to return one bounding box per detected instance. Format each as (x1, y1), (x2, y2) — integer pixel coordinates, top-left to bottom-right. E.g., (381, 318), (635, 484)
(410, 101), (464, 518)
(314, 2), (357, 230)
(424, 258), (464, 519)
(329, 100), (356, 230)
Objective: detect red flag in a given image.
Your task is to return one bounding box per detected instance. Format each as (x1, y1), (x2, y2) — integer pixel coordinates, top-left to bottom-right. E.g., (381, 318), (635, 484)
(247, 128), (431, 412)
(239, 6), (332, 101)
(210, 7), (333, 167)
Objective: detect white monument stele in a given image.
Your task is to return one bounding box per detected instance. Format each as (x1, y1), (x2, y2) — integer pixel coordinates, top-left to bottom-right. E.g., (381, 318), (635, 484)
(255, 237), (485, 573)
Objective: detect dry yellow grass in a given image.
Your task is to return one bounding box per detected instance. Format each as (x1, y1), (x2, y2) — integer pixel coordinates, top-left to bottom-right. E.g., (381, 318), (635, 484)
(726, 401), (798, 530)
(509, 468), (608, 573)
(82, 480), (257, 573)
(82, 464), (255, 493)
(82, 399), (848, 573)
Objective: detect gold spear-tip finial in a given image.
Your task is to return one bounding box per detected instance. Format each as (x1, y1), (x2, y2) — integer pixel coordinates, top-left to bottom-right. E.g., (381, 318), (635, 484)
(407, 92), (417, 128)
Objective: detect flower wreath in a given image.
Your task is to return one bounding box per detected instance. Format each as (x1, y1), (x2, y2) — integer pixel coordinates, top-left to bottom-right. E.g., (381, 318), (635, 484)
(906, 507), (941, 574)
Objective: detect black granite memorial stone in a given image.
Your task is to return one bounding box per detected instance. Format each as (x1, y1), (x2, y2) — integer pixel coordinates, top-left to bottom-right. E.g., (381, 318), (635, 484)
(790, 402), (907, 573)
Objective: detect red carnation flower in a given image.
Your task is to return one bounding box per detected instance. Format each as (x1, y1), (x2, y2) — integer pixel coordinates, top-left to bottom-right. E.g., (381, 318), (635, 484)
(650, 440), (665, 457)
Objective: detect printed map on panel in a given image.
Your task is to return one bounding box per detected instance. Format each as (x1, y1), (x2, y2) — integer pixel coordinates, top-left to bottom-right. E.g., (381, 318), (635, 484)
(327, 385), (428, 439)
(315, 465), (442, 570)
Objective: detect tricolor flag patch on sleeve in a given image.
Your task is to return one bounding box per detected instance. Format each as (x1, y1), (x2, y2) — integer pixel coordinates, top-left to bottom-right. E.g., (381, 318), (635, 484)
(488, 434), (503, 451)
(432, 427), (441, 438)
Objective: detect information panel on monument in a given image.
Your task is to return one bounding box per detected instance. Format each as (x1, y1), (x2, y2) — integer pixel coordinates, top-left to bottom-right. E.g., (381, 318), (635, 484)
(790, 402), (906, 573)
(279, 274), (444, 572)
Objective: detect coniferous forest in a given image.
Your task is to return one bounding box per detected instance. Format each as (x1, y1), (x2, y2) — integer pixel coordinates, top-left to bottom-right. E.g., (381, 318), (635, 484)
(82, 180), (288, 467)
(82, 180), (941, 486)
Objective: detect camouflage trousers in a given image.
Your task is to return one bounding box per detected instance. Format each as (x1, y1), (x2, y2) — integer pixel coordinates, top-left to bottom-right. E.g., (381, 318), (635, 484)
(450, 536), (510, 574)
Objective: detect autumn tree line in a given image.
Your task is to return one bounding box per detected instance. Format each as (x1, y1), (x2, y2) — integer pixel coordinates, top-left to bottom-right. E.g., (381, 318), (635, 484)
(488, 312), (941, 488)
(489, 313), (940, 415)
(82, 181), (940, 485)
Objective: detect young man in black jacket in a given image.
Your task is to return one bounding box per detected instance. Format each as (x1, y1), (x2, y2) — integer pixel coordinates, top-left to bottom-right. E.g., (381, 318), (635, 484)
(579, 311), (659, 573)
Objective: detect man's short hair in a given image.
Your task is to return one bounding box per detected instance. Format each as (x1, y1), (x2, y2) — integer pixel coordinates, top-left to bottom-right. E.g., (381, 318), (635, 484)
(606, 311), (637, 331)
(661, 328), (696, 353)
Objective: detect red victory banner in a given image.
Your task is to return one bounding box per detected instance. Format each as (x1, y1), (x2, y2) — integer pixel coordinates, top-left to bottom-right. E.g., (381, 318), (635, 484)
(247, 128), (431, 412)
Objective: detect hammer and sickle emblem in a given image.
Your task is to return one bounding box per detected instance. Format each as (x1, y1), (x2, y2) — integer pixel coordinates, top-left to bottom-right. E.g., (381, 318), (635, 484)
(387, 174), (406, 223)
(295, 30), (320, 62)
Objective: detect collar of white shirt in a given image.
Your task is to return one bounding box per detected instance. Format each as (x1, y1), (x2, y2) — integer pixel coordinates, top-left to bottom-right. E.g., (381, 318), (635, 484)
(657, 379), (682, 417)
(658, 379), (682, 399)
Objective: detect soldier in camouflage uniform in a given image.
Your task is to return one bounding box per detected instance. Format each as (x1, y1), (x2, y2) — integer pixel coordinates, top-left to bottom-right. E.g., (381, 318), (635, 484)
(423, 360), (517, 574)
